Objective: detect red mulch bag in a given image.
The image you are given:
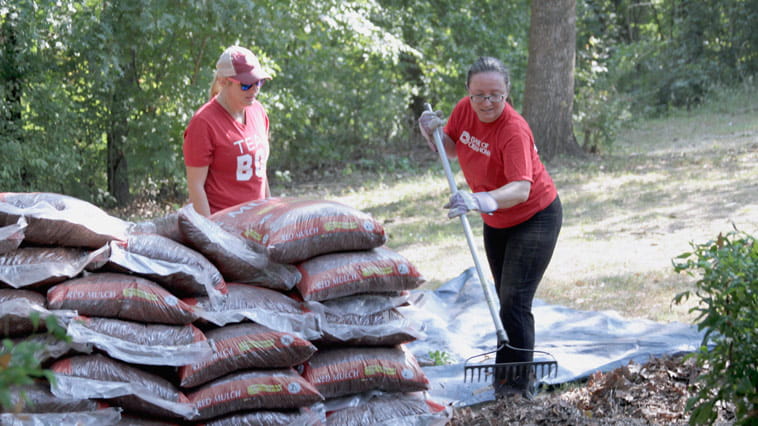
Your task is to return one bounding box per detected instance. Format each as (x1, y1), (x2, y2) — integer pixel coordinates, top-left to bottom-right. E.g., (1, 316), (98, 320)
(187, 283), (322, 340)
(178, 323), (317, 388)
(211, 197), (387, 264)
(186, 368), (323, 420)
(11, 333), (91, 364)
(301, 346), (429, 399)
(50, 353), (195, 419)
(0, 245), (108, 289)
(0, 288), (48, 337)
(66, 316), (213, 366)
(1, 381), (101, 413)
(325, 392), (450, 426)
(204, 406), (325, 426)
(177, 204), (300, 291)
(104, 233), (226, 303)
(47, 272), (199, 325)
(317, 307), (424, 347)
(0, 216), (25, 254)
(0, 192), (130, 248)
(132, 211), (185, 244)
(296, 247), (425, 302)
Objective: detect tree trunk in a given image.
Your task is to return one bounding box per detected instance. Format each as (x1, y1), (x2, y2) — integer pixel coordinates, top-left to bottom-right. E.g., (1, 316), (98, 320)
(106, 49), (136, 206)
(523, 0), (582, 161)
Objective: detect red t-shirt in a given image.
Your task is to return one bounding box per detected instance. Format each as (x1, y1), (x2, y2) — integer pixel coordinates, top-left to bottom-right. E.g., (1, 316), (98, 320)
(444, 97), (557, 228)
(183, 98), (270, 213)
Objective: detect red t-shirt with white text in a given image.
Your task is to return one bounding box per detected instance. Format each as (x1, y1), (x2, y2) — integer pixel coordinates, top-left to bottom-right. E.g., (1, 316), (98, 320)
(444, 97), (557, 228)
(183, 98), (270, 213)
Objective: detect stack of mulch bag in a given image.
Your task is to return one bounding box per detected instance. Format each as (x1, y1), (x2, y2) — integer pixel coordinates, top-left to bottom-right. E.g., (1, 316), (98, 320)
(0, 192), (451, 425)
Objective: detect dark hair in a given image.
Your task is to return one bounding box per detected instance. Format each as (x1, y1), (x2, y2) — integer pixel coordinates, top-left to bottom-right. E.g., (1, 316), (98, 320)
(466, 56), (511, 94)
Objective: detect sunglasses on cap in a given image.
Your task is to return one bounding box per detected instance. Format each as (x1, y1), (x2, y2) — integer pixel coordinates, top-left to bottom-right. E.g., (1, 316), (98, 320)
(230, 78), (264, 91)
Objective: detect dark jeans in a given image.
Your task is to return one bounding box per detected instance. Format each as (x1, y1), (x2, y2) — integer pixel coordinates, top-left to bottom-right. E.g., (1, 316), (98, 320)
(483, 196), (562, 386)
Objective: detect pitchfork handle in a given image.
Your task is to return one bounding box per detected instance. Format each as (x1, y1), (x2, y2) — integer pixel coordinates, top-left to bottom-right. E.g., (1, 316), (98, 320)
(425, 103), (509, 344)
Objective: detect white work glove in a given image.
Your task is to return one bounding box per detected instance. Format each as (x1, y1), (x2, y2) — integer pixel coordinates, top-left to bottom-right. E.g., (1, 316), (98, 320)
(418, 110), (447, 152)
(444, 191), (498, 218)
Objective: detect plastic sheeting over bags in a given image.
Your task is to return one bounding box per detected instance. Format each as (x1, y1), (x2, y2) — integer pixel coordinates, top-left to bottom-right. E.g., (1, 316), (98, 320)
(0, 216), (25, 254)
(66, 316), (214, 366)
(0, 245), (108, 289)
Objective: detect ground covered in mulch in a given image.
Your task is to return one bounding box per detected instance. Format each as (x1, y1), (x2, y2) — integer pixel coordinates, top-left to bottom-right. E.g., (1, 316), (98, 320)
(449, 354), (736, 425)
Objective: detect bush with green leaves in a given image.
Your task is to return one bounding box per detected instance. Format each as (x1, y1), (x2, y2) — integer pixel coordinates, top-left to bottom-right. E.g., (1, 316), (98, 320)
(0, 314), (70, 412)
(673, 229), (757, 425)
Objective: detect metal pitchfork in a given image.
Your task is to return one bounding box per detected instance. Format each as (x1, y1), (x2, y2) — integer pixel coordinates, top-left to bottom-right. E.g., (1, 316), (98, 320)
(424, 103), (558, 384)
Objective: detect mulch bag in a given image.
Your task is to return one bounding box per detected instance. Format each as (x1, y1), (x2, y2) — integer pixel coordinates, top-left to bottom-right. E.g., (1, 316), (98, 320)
(0, 192), (131, 249)
(296, 247), (425, 302)
(204, 405), (325, 426)
(47, 272), (199, 325)
(325, 392), (450, 426)
(132, 211), (185, 244)
(211, 197), (387, 264)
(188, 283), (322, 340)
(0, 288), (48, 337)
(186, 368), (324, 421)
(0, 381), (101, 413)
(104, 233), (226, 304)
(66, 316), (213, 366)
(317, 307), (424, 347)
(11, 332), (92, 363)
(50, 353), (196, 420)
(0, 289), (75, 337)
(301, 346), (429, 399)
(0, 408), (123, 426)
(178, 323), (317, 388)
(177, 204), (300, 291)
(0, 245), (108, 289)
(0, 216), (26, 254)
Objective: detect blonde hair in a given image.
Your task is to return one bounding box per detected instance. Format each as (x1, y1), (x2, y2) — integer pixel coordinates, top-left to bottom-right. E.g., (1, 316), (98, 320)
(208, 71), (225, 100)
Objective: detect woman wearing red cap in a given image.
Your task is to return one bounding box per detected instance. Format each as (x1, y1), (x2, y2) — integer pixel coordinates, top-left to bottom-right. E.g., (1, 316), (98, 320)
(183, 45), (273, 216)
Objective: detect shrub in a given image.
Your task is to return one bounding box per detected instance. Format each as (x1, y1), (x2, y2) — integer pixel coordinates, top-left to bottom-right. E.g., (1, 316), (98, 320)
(0, 314), (69, 411)
(673, 228), (757, 425)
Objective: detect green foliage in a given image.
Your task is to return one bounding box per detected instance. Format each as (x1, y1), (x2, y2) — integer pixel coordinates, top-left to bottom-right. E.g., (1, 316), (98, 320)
(672, 229), (757, 425)
(573, 34), (632, 153)
(0, 313), (70, 411)
(1, 0), (754, 204)
(578, 0), (757, 117)
(428, 350), (453, 366)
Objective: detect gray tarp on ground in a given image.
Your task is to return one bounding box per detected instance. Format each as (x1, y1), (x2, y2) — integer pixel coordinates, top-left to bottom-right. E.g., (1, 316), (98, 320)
(400, 267), (705, 407)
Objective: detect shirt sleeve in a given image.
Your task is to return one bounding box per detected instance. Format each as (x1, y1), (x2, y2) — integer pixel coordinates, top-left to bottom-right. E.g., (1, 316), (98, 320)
(183, 115), (214, 167)
(501, 127), (535, 183)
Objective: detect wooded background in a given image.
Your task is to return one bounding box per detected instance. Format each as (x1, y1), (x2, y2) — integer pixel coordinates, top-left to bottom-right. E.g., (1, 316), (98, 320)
(1, 0), (755, 206)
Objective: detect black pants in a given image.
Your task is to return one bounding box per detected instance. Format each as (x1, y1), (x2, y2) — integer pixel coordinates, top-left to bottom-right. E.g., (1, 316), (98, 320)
(483, 195), (562, 386)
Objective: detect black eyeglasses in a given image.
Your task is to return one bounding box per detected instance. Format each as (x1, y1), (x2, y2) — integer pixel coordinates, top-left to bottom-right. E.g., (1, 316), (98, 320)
(231, 79), (265, 91)
(469, 94), (506, 104)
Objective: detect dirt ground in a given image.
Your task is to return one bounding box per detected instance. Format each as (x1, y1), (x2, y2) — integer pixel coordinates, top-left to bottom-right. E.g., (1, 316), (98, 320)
(447, 353), (737, 425)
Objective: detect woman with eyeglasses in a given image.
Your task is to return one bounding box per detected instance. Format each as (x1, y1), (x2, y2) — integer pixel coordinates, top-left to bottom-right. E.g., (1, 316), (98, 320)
(418, 56), (562, 399)
(183, 45), (273, 216)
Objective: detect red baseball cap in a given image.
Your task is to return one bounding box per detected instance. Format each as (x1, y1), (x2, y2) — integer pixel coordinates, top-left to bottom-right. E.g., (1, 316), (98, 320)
(216, 46), (271, 85)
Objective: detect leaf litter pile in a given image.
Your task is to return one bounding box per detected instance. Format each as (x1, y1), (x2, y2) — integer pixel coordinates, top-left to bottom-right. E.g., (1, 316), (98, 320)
(450, 354), (737, 425)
